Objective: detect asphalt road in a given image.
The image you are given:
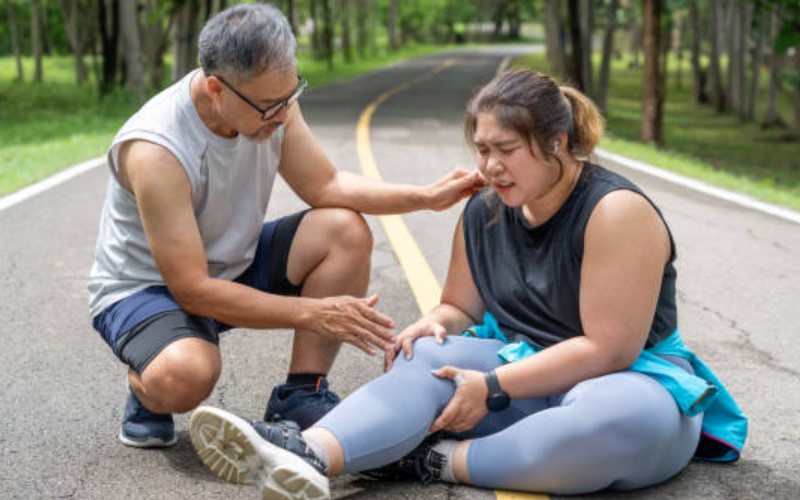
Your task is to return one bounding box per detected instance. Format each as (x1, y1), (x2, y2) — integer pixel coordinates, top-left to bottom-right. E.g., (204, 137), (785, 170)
(1, 46), (798, 500)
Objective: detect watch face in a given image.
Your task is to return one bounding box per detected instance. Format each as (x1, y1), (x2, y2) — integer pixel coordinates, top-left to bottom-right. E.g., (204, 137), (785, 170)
(487, 393), (510, 412)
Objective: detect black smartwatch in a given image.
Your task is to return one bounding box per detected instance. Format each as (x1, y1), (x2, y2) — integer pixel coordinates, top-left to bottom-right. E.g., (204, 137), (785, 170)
(484, 370), (510, 412)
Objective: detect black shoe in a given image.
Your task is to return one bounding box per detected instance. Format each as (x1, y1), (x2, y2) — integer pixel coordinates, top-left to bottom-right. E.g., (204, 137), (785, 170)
(359, 433), (446, 485)
(264, 380), (341, 430)
(190, 406), (329, 499)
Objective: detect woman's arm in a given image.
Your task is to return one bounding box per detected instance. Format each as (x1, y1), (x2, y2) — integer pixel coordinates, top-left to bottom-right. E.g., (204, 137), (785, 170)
(384, 215), (485, 369)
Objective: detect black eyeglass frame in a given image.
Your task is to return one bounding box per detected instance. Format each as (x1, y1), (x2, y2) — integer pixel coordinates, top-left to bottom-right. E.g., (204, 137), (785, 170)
(215, 73), (307, 121)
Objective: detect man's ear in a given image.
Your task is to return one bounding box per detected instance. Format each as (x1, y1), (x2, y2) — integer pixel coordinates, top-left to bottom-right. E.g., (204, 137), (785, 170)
(205, 75), (224, 99)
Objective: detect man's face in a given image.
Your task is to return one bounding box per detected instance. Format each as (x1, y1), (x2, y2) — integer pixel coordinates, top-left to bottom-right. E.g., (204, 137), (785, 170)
(214, 70), (305, 141)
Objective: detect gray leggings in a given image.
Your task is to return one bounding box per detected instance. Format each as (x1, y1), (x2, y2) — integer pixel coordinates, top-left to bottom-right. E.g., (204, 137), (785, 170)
(315, 336), (702, 495)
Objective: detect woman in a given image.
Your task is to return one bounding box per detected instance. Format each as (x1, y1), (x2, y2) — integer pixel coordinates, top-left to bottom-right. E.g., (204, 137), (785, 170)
(188, 69), (747, 499)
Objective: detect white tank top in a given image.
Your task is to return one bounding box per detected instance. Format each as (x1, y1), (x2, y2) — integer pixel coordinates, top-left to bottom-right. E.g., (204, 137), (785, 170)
(88, 70), (283, 318)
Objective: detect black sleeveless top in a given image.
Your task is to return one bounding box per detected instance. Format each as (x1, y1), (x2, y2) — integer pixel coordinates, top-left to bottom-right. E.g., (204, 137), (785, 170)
(463, 163), (677, 348)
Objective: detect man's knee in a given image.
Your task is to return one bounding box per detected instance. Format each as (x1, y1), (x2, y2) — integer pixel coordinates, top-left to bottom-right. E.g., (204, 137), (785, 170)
(324, 208), (373, 253)
(141, 340), (221, 413)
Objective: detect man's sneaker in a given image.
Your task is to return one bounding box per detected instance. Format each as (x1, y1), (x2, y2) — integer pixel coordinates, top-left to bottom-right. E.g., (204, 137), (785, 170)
(359, 433), (445, 484)
(119, 390), (177, 448)
(190, 405), (329, 500)
(264, 379), (340, 430)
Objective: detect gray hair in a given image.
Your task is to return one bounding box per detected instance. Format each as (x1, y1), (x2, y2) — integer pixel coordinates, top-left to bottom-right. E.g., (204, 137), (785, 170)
(199, 3), (296, 80)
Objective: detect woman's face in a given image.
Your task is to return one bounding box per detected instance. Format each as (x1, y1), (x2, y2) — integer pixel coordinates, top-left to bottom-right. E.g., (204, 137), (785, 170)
(472, 111), (558, 208)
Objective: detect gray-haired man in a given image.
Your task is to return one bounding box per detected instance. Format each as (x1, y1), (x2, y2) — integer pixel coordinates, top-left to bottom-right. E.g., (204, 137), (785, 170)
(89, 3), (482, 447)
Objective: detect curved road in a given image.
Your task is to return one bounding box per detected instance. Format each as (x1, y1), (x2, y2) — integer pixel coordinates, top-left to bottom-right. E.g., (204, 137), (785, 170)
(1, 47), (798, 499)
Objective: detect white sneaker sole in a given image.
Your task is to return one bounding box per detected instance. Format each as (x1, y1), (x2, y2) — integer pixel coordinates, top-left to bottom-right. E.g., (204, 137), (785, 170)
(189, 406), (330, 500)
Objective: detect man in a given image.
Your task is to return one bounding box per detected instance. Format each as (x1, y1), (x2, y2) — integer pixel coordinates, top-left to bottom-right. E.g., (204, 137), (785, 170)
(89, 3), (482, 448)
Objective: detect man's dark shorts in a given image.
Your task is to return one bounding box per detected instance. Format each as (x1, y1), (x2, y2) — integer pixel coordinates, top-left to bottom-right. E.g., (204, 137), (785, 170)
(92, 210), (309, 375)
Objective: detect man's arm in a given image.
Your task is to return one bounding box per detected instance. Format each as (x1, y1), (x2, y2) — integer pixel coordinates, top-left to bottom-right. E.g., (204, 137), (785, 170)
(278, 104), (484, 214)
(118, 140), (393, 353)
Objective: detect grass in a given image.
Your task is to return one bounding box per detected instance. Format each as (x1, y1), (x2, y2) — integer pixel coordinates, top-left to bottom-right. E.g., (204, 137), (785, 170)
(514, 52), (800, 212)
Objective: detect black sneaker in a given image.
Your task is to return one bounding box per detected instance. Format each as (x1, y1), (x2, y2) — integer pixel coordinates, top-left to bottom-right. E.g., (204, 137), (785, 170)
(359, 433), (446, 485)
(264, 380), (340, 430)
(118, 390), (177, 448)
(190, 405), (329, 499)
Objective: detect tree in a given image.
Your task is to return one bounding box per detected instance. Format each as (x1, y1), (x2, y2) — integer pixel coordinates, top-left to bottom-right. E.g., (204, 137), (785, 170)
(120, 0), (144, 101)
(173, 0), (199, 81)
(762, 4), (784, 127)
(31, 0), (44, 82)
(97, 0), (120, 95)
(141, 0), (174, 89)
(544, 0), (566, 77)
(707, 0), (726, 113)
(566, 0), (587, 91)
(597, 0), (620, 113)
(4, 0), (24, 82)
(58, 0), (93, 85)
(745, 8), (768, 121)
(388, 0), (400, 51)
(320, 0), (333, 69)
(640, 0), (664, 146)
(340, 0), (353, 63)
(688, 0), (705, 105)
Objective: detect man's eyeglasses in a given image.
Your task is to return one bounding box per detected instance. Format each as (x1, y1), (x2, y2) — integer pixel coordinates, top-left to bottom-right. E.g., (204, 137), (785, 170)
(216, 74), (307, 121)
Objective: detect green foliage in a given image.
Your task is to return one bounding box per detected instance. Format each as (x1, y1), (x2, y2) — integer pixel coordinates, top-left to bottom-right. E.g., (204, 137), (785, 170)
(0, 43), (455, 196)
(513, 52), (800, 212)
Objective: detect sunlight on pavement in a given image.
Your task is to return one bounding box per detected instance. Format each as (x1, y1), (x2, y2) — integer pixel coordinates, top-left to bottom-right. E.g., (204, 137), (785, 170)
(355, 57), (549, 500)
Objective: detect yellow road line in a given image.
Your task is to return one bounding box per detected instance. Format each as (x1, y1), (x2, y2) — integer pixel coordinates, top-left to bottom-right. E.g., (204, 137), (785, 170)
(355, 59), (549, 500)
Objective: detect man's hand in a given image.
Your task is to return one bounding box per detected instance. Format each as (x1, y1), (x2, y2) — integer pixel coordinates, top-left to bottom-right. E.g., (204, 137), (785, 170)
(425, 169), (486, 211)
(306, 294), (395, 355)
(429, 367), (488, 433)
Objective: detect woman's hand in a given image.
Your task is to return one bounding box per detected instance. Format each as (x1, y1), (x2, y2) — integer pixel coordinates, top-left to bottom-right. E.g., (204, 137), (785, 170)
(429, 367), (489, 433)
(383, 319), (448, 371)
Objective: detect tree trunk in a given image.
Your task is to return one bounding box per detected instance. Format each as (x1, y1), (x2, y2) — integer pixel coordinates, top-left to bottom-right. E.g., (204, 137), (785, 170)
(172, 0), (200, 81)
(726, 1), (750, 114)
(626, 0), (641, 69)
(794, 47), (800, 137)
(355, 0), (369, 58)
(309, 0), (320, 56)
(640, 0), (664, 146)
(119, 0), (145, 101)
(141, 0), (173, 89)
(321, 0), (333, 70)
(762, 6), (784, 128)
(340, 0), (352, 63)
(744, 11), (766, 122)
(31, 0), (44, 82)
(707, 0), (726, 113)
(673, 11), (685, 89)
(597, 0), (619, 113)
(580, 0), (594, 97)
(388, 0), (399, 51)
(5, 0), (24, 82)
(285, 0), (297, 35)
(493, 0), (506, 39)
(58, 0), (91, 85)
(566, 0), (585, 91)
(97, 0), (120, 95)
(544, 0), (566, 77)
(507, 0), (522, 40)
(688, 0), (705, 105)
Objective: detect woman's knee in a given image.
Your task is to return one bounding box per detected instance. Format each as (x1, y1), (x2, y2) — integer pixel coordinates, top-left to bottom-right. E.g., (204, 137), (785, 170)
(141, 339), (221, 413)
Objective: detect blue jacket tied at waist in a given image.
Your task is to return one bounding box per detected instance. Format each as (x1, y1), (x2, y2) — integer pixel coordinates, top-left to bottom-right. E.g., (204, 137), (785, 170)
(464, 312), (747, 462)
